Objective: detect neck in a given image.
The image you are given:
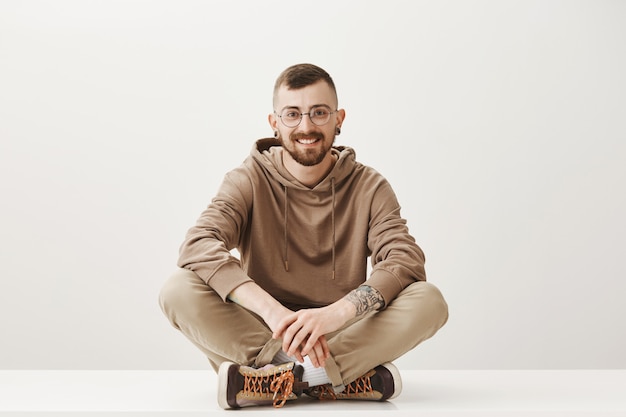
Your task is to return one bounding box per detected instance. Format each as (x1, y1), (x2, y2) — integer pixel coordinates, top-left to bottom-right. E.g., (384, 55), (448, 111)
(282, 151), (337, 188)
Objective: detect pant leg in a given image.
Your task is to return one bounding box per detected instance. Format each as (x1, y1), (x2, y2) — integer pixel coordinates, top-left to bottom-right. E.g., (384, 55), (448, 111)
(158, 268), (282, 372)
(323, 280), (448, 389)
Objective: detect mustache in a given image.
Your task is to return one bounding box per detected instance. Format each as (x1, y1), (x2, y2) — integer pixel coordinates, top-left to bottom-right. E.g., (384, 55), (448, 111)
(290, 131), (325, 141)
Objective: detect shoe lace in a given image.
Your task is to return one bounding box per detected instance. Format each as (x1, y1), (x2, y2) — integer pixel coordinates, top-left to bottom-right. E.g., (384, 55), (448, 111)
(242, 368), (295, 408)
(312, 369), (375, 400)
(271, 370), (295, 408)
(345, 371), (374, 395)
(313, 384), (337, 400)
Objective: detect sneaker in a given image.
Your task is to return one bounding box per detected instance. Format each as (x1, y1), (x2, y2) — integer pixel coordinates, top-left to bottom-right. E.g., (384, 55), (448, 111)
(217, 361), (308, 409)
(305, 362), (401, 402)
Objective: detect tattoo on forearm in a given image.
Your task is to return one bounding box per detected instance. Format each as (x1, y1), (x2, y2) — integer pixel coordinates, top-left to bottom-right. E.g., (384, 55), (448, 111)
(345, 285), (385, 316)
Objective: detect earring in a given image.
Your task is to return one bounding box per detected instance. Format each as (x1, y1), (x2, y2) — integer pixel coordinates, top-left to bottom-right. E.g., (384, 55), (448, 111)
(274, 130), (278, 138)
(336, 127), (341, 135)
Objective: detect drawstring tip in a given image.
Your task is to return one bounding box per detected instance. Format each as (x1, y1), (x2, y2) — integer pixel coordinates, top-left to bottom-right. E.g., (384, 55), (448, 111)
(284, 260), (289, 272)
(332, 270), (335, 280)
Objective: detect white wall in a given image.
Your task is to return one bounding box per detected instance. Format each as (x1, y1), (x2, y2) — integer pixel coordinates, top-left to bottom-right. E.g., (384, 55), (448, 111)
(1, 0), (624, 370)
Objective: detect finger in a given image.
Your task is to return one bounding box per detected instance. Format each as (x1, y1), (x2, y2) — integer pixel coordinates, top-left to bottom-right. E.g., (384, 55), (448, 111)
(279, 319), (298, 352)
(286, 327), (309, 357)
(306, 346), (319, 367)
(282, 321), (308, 355)
(309, 342), (325, 368)
(299, 336), (318, 367)
(319, 335), (331, 359)
(294, 348), (305, 363)
(288, 338), (305, 363)
(282, 328), (298, 354)
(300, 329), (322, 357)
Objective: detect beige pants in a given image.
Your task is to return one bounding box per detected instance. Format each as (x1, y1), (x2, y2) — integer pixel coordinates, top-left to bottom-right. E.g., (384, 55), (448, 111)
(159, 268), (448, 390)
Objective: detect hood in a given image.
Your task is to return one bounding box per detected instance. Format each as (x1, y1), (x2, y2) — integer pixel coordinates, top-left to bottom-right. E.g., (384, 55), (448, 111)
(250, 137), (358, 279)
(250, 137), (357, 191)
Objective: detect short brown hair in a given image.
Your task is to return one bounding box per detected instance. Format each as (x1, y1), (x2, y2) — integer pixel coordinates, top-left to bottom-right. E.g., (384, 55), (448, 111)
(273, 63), (338, 107)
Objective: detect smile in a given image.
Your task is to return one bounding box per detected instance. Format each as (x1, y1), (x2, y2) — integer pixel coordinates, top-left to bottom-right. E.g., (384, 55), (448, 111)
(296, 138), (320, 145)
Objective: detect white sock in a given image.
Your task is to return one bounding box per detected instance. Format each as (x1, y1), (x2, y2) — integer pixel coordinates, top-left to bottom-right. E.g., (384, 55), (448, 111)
(272, 350), (331, 387)
(300, 355), (332, 387)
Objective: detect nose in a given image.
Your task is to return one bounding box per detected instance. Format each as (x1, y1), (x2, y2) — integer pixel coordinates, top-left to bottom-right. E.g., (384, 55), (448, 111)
(299, 112), (316, 130)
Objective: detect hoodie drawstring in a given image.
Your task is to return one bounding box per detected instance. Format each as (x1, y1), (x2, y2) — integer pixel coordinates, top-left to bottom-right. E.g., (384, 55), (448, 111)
(281, 179), (337, 280)
(330, 177), (336, 280)
(283, 186), (289, 272)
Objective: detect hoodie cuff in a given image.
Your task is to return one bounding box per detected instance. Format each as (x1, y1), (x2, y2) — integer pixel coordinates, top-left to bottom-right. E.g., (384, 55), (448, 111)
(205, 262), (253, 302)
(367, 268), (408, 308)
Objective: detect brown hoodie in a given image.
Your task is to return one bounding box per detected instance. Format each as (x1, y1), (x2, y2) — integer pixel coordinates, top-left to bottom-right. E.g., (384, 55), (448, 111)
(178, 138), (426, 310)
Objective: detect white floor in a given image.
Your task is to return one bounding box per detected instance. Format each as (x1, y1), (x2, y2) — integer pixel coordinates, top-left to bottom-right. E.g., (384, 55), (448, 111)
(0, 370), (624, 416)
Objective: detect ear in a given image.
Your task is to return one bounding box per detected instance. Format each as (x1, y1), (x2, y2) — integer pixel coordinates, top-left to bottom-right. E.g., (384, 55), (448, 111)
(268, 113), (278, 130)
(336, 108), (346, 128)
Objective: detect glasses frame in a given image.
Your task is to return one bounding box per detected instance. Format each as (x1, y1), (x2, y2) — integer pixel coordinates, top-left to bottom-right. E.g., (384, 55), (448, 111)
(275, 106), (338, 128)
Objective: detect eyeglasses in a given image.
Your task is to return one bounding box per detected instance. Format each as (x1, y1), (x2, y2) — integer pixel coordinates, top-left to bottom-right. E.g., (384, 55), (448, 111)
(275, 106), (337, 128)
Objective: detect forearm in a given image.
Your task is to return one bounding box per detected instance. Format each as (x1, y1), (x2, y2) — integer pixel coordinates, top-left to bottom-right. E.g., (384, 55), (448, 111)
(227, 281), (291, 330)
(319, 285), (386, 326)
(342, 284), (386, 317)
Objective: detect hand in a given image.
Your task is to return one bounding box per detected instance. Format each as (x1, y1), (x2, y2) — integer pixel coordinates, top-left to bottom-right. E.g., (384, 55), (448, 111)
(272, 300), (354, 367)
(227, 282), (355, 368)
(265, 306), (330, 367)
(300, 334), (330, 368)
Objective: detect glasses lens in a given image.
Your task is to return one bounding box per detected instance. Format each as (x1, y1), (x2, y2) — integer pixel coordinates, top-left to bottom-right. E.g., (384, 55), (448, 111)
(310, 107), (331, 126)
(280, 110), (301, 127)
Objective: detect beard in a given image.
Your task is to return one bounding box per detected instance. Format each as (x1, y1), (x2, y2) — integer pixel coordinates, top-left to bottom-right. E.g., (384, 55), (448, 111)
(278, 130), (335, 167)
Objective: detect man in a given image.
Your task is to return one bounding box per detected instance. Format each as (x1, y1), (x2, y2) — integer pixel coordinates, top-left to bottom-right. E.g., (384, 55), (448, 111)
(159, 63), (448, 409)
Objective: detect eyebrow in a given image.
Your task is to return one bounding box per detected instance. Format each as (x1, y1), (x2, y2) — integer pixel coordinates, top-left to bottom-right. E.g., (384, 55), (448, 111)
(279, 104), (333, 112)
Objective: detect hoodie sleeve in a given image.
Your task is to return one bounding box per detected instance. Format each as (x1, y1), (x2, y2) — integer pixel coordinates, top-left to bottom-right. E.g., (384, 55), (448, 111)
(366, 178), (426, 307)
(177, 167), (254, 301)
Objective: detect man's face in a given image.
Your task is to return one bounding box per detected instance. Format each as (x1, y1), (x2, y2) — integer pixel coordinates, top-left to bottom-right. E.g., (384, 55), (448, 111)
(270, 80), (344, 167)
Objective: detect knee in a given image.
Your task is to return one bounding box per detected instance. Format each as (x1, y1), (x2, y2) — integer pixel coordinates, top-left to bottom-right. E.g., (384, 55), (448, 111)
(404, 281), (449, 329)
(158, 268), (201, 324)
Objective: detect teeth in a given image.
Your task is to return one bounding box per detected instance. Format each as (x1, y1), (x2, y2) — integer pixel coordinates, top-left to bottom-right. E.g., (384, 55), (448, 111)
(297, 139), (318, 144)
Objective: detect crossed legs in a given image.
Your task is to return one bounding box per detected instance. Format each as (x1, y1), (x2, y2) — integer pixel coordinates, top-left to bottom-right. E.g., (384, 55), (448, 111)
(159, 268), (448, 388)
